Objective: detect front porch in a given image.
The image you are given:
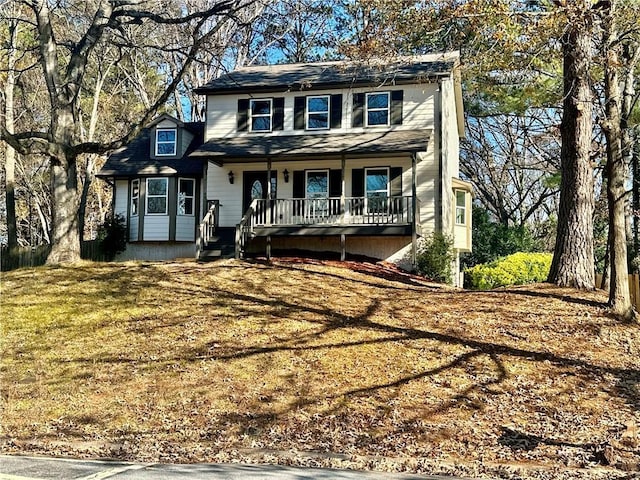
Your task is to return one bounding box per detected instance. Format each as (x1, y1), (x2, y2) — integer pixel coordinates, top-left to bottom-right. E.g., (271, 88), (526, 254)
(197, 195), (419, 261)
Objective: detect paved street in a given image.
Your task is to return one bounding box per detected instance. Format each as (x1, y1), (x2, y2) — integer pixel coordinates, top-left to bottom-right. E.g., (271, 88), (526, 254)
(0, 455), (475, 480)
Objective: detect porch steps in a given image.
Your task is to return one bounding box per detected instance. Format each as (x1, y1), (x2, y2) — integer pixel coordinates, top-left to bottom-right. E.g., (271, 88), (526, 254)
(198, 227), (236, 262)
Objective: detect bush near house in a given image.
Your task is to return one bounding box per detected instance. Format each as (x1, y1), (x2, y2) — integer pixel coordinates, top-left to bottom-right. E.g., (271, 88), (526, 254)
(415, 232), (454, 284)
(466, 252), (552, 290)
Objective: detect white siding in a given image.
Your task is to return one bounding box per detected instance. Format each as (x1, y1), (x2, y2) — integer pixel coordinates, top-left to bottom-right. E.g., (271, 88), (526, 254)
(205, 84), (437, 140)
(176, 215), (195, 241)
(114, 180), (128, 217)
(157, 119), (177, 128)
(129, 217), (139, 241)
(143, 216), (170, 241)
(440, 75), (460, 235)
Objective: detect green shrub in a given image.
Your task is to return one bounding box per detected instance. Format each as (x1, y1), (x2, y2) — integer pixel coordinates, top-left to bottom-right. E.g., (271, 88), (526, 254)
(416, 233), (454, 284)
(465, 252), (552, 290)
(98, 214), (127, 261)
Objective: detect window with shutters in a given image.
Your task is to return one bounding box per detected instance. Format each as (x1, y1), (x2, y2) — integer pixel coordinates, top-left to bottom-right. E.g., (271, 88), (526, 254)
(306, 95), (329, 130)
(249, 99), (272, 132)
(130, 179), (139, 217)
(365, 167), (389, 212)
(366, 92), (390, 126)
(306, 170), (329, 217)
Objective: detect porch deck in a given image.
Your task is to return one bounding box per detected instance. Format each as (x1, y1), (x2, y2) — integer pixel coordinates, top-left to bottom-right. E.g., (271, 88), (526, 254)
(198, 196), (418, 261)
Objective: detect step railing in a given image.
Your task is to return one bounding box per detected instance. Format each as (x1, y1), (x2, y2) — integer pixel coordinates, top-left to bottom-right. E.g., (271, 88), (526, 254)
(235, 199), (258, 259)
(196, 200), (219, 259)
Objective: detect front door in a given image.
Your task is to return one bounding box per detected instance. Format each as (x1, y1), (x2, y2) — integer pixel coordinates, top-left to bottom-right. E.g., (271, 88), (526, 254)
(243, 171), (269, 214)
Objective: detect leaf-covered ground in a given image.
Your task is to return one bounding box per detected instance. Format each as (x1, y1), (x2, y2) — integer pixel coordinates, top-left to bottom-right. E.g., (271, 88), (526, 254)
(1, 259), (639, 479)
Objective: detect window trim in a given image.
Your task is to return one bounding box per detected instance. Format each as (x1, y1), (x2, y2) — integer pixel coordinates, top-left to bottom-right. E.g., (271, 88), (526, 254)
(306, 95), (330, 130)
(130, 179), (140, 217)
(145, 177), (169, 215)
(249, 98), (273, 132)
(177, 178), (195, 216)
(365, 92), (390, 127)
(155, 128), (177, 156)
(365, 167), (390, 213)
(305, 169), (330, 198)
(455, 189), (467, 225)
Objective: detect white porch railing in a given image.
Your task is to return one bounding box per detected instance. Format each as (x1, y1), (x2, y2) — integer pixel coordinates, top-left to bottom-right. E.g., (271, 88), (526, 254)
(196, 200), (219, 259)
(249, 196), (414, 226)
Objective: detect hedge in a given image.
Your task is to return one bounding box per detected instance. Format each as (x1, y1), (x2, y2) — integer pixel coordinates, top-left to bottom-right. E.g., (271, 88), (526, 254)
(465, 252), (552, 290)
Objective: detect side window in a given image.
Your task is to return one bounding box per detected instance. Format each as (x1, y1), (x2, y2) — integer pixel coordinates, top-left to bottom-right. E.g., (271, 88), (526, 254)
(131, 179), (139, 216)
(156, 129), (177, 156)
(366, 92), (390, 126)
(250, 99), (272, 132)
(455, 190), (467, 225)
(146, 178), (168, 215)
(178, 178), (195, 216)
(306, 95), (329, 130)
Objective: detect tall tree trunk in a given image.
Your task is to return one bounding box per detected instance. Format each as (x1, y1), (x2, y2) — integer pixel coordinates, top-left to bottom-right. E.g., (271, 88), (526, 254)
(4, 14), (19, 252)
(47, 154), (81, 264)
(548, 6), (595, 289)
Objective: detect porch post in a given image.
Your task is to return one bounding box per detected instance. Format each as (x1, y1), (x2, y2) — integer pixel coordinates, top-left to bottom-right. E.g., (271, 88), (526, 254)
(267, 158), (272, 226)
(411, 153), (418, 268)
(341, 155), (346, 220)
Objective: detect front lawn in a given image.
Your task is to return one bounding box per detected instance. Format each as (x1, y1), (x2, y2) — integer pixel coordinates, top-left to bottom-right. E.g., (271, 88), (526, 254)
(1, 259), (638, 479)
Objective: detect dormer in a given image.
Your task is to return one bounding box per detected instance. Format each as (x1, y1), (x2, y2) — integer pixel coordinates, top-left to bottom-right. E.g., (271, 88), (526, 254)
(148, 114), (194, 159)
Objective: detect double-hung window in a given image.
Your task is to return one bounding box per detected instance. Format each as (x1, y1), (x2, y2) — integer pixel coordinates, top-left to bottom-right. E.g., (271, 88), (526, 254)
(366, 92), (390, 126)
(455, 190), (466, 225)
(306, 170), (329, 217)
(178, 178), (195, 216)
(130, 179), (139, 216)
(146, 178), (168, 215)
(365, 167), (389, 212)
(156, 129), (177, 156)
(250, 99), (272, 132)
(306, 95), (329, 130)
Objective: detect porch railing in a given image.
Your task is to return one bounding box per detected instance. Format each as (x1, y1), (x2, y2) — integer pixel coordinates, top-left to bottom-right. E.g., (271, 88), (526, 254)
(235, 198), (258, 259)
(250, 196), (413, 227)
(196, 200), (219, 259)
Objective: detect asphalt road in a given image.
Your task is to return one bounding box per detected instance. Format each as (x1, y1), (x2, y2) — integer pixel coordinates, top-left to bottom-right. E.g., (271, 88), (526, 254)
(0, 455), (476, 480)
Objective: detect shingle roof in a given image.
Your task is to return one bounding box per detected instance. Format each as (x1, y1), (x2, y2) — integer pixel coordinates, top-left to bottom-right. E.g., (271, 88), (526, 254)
(188, 129), (432, 164)
(195, 53), (459, 95)
(97, 122), (205, 178)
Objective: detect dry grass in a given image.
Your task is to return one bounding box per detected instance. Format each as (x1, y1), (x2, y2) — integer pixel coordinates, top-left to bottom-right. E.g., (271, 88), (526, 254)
(1, 259), (639, 478)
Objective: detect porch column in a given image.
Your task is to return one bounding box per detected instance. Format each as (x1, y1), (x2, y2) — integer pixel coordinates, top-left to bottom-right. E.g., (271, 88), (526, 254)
(267, 158), (272, 226)
(411, 153), (418, 268)
(341, 154), (346, 219)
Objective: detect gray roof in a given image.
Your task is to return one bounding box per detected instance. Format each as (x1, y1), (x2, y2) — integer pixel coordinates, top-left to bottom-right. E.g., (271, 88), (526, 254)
(188, 129), (432, 164)
(195, 53), (458, 95)
(98, 123), (205, 178)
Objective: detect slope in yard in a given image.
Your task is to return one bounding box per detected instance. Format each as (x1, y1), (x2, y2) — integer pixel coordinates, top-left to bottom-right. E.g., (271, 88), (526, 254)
(1, 259), (639, 479)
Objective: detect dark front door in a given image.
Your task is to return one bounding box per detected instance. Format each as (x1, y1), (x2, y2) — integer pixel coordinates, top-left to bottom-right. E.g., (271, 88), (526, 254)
(243, 171), (269, 214)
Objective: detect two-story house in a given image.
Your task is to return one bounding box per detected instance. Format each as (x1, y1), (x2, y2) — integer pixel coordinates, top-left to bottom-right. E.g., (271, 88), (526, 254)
(98, 52), (472, 281)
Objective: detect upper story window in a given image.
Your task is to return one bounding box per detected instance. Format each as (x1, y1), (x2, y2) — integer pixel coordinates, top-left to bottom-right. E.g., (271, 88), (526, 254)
(146, 178), (168, 215)
(155, 128), (177, 156)
(131, 179), (139, 216)
(307, 96), (329, 130)
(178, 178), (195, 216)
(352, 91), (402, 128)
(366, 92), (390, 126)
(250, 99), (272, 132)
(455, 190), (467, 225)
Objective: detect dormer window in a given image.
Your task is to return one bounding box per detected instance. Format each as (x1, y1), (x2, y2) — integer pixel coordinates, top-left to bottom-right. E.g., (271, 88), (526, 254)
(250, 99), (272, 132)
(156, 128), (177, 156)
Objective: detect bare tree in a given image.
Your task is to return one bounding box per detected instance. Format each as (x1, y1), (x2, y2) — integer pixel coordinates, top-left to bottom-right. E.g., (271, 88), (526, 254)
(0, 0), (255, 264)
